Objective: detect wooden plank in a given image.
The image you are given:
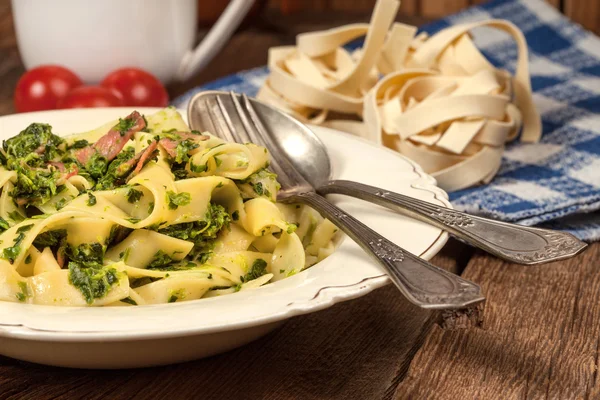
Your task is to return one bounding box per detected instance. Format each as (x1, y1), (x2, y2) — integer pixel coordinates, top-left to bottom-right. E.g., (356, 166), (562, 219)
(399, 0), (418, 16)
(0, 241), (472, 400)
(393, 241), (600, 399)
(420, 0), (469, 18)
(565, 0), (600, 35)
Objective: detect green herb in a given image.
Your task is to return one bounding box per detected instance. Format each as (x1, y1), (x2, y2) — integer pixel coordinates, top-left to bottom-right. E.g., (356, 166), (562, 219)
(214, 156), (222, 168)
(147, 201), (155, 214)
(3, 123), (64, 159)
(126, 218), (141, 224)
(232, 210), (239, 221)
(119, 248), (131, 263)
(168, 288), (186, 303)
(10, 162), (64, 207)
(93, 147), (135, 190)
(55, 197), (67, 210)
(66, 242), (105, 266)
(174, 139), (199, 164)
(87, 192), (97, 206)
(24, 254), (32, 264)
(16, 224), (33, 233)
(126, 187), (143, 203)
(120, 296), (137, 305)
(68, 262), (119, 305)
(7, 211), (24, 223)
(158, 203), (230, 263)
(286, 223), (297, 234)
(115, 117), (137, 136)
(69, 139), (89, 149)
(166, 191), (191, 210)
(2, 231), (26, 264)
(146, 250), (175, 270)
(16, 281), (28, 302)
(172, 167), (188, 180)
(0, 217), (9, 232)
(190, 162), (207, 173)
(85, 152), (109, 180)
(33, 229), (67, 248)
(241, 259), (267, 283)
(253, 182), (264, 196)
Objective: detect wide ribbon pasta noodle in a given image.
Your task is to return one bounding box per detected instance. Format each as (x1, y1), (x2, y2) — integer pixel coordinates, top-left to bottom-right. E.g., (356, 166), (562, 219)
(0, 108), (338, 306)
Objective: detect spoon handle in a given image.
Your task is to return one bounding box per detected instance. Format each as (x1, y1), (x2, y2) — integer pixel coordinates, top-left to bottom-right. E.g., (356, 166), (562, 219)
(293, 191), (484, 309)
(319, 180), (587, 265)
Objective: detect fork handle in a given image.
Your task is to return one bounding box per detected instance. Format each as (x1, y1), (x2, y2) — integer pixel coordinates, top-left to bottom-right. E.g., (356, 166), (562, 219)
(293, 191), (484, 309)
(318, 180), (587, 265)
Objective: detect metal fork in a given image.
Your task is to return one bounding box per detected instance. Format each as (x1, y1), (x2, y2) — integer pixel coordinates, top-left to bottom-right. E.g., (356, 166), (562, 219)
(198, 91), (485, 309)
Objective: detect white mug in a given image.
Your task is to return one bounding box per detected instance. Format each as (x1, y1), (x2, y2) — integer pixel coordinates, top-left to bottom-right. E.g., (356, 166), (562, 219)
(11, 0), (255, 83)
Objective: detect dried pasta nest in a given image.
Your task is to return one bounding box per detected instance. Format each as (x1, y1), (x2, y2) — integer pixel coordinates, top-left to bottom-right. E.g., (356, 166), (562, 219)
(257, 0), (541, 191)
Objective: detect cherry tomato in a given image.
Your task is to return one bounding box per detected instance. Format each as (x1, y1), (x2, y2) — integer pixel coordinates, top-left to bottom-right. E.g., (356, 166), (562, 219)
(101, 68), (169, 107)
(57, 86), (124, 109)
(14, 65), (83, 112)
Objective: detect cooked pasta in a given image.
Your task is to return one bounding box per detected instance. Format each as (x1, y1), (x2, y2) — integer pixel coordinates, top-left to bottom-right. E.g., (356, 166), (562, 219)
(0, 108), (338, 306)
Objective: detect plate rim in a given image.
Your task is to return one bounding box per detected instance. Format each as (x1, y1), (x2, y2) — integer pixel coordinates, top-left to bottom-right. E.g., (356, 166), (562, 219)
(0, 108), (450, 342)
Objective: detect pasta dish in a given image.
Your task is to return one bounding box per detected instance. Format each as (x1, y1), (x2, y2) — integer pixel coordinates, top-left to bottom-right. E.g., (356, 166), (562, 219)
(0, 108), (337, 306)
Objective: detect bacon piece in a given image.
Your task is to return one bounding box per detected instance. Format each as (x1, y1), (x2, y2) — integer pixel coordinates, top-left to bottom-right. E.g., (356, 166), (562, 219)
(158, 138), (177, 158)
(48, 162), (66, 172)
(14, 198), (29, 206)
(117, 141), (158, 178)
(56, 247), (65, 269)
(133, 141), (158, 175)
(56, 165), (79, 186)
(74, 111), (146, 165)
(74, 146), (96, 165)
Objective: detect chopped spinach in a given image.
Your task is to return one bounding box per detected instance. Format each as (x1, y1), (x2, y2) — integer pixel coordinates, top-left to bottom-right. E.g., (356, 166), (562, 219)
(158, 203), (230, 263)
(0, 217), (9, 232)
(86, 192), (97, 206)
(146, 250), (175, 270)
(126, 187), (143, 203)
(68, 262), (119, 304)
(120, 296), (137, 305)
(33, 229), (67, 248)
(166, 191), (191, 210)
(16, 281), (28, 302)
(242, 258), (267, 282)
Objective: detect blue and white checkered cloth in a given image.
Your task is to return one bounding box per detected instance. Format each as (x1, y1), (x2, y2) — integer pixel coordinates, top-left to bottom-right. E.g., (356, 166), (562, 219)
(173, 0), (600, 242)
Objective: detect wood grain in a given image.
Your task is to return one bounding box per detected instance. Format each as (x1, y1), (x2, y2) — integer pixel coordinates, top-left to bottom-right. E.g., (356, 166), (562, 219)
(565, 0), (600, 34)
(420, 0), (468, 18)
(394, 242), (600, 399)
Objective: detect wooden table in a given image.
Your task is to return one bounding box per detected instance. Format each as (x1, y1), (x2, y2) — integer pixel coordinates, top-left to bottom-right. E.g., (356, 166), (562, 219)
(0, 4), (598, 400)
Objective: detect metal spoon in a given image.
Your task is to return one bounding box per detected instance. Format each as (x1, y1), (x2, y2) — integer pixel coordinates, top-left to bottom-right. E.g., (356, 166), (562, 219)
(188, 91), (587, 265)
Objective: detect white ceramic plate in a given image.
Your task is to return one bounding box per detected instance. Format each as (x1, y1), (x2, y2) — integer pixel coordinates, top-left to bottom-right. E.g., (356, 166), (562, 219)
(0, 108), (450, 368)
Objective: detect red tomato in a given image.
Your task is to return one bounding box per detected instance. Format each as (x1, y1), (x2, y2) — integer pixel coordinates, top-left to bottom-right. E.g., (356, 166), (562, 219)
(101, 68), (169, 107)
(57, 86), (125, 109)
(14, 65), (83, 112)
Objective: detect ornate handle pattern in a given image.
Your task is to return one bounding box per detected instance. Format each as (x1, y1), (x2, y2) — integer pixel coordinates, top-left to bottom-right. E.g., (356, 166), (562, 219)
(319, 180), (587, 265)
(294, 191), (484, 309)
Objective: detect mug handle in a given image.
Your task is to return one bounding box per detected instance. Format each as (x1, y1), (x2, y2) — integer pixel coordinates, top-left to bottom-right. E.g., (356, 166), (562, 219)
(176, 0), (256, 82)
